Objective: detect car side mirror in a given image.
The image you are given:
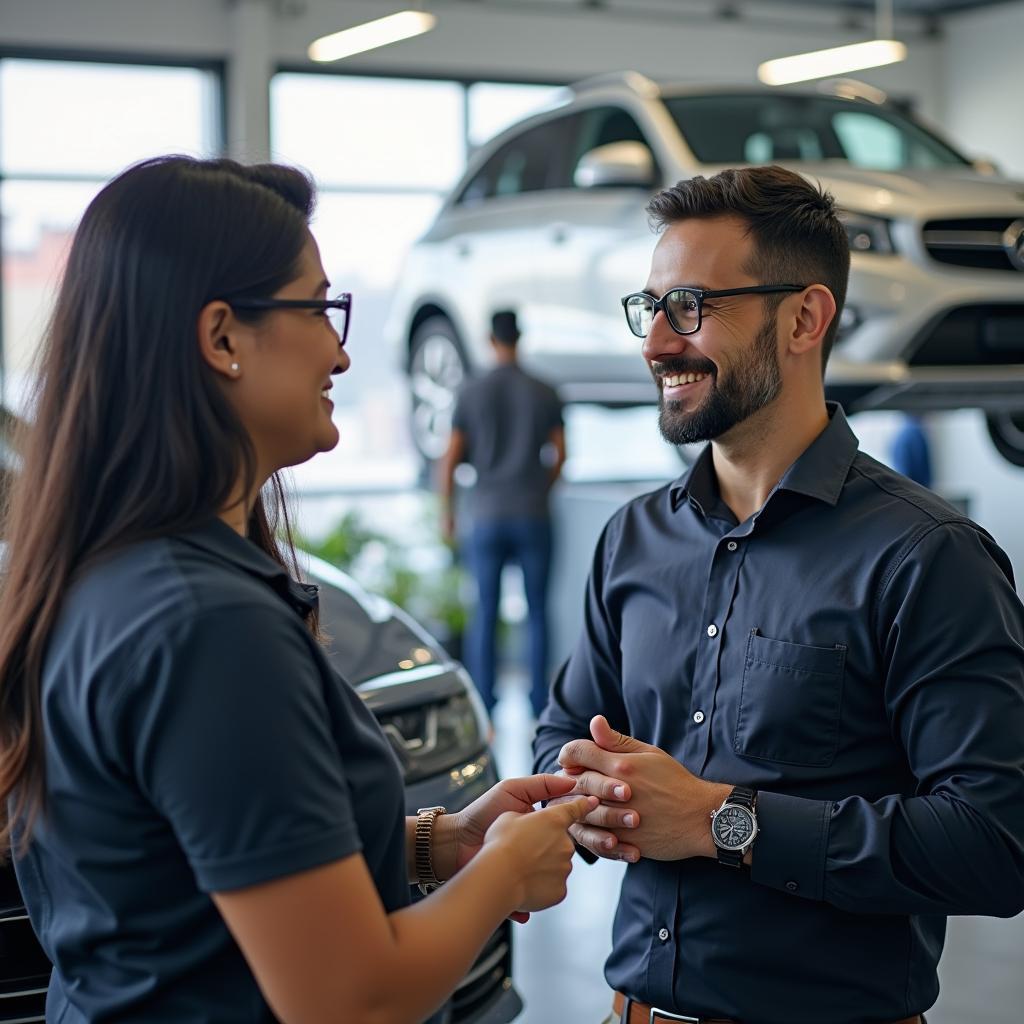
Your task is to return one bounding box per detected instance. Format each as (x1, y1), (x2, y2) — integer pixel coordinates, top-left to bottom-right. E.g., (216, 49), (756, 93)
(574, 141), (656, 189)
(971, 156), (1000, 176)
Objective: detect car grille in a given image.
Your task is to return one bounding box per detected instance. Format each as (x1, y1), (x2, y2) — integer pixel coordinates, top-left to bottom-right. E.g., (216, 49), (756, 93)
(922, 216), (1024, 272)
(450, 920), (513, 1022)
(907, 303), (1024, 366)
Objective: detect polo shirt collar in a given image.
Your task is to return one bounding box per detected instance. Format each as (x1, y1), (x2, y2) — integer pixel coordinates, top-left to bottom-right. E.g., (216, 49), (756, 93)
(669, 402), (858, 514)
(177, 518), (319, 618)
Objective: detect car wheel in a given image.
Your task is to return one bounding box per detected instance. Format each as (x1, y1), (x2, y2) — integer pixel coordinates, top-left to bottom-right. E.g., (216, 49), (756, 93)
(409, 317), (469, 463)
(985, 413), (1024, 467)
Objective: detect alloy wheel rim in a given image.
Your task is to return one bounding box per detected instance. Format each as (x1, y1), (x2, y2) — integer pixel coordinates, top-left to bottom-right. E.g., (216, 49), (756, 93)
(410, 331), (466, 459)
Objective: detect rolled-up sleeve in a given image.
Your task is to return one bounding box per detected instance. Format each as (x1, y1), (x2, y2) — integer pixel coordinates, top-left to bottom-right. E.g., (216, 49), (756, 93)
(752, 522), (1024, 917)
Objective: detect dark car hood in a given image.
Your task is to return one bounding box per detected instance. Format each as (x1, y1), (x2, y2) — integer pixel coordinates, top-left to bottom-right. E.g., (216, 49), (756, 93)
(301, 551), (448, 687)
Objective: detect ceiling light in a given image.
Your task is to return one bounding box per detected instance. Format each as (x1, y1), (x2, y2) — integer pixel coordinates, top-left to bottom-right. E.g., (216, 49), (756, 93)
(758, 0), (905, 86)
(308, 10), (437, 63)
(758, 39), (906, 85)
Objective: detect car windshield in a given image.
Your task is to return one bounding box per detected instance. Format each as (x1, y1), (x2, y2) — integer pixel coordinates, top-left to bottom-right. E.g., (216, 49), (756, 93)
(663, 93), (969, 171)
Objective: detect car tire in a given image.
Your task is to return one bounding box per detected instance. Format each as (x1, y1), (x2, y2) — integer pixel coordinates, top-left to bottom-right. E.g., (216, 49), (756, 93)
(409, 316), (470, 465)
(985, 413), (1024, 467)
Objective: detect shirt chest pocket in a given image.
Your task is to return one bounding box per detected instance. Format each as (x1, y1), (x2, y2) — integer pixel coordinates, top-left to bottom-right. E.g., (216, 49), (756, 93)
(733, 629), (847, 767)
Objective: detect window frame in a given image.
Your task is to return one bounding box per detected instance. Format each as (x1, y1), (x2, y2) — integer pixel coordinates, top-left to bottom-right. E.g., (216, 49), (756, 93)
(271, 63), (564, 211)
(0, 46), (227, 400)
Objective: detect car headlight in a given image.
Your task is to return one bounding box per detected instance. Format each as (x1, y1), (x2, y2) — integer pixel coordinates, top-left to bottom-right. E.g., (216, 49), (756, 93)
(837, 210), (894, 254)
(378, 684), (488, 784)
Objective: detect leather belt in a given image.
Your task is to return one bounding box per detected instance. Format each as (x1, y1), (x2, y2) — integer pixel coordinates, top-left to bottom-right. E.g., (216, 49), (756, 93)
(614, 991), (735, 1024)
(613, 991), (923, 1024)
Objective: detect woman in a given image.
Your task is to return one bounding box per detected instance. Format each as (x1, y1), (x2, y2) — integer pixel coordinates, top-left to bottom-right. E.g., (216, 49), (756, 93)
(0, 157), (614, 1023)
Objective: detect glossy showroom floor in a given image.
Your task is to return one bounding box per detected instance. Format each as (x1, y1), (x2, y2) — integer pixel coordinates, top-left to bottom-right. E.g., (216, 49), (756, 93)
(492, 669), (1024, 1024)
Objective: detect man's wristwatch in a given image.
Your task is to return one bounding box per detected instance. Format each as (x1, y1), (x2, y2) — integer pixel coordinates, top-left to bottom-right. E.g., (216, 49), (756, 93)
(414, 805), (447, 895)
(710, 786), (758, 868)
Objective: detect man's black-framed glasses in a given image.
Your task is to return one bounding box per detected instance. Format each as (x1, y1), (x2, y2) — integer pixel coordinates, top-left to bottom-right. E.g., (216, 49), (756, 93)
(228, 293), (352, 347)
(621, 284), (806, 339)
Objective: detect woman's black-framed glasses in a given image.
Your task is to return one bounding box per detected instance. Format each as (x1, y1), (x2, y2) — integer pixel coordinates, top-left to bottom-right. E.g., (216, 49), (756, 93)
(228, 292), (352, 347)
(621, 284), (806, 339)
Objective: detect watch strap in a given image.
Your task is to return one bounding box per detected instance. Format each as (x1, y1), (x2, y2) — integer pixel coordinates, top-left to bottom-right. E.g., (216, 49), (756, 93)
(414, 805), (446, 895)
(717, 846), (744, 868)
(729, 785), (756, 810)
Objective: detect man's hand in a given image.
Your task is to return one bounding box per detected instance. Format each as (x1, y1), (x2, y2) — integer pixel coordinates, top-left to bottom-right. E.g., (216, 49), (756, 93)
(546, 763), (641, 864)
(558, 715), (731, 862)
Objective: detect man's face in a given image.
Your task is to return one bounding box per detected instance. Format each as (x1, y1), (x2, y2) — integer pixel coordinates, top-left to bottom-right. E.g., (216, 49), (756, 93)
(640, 216), (783, 446)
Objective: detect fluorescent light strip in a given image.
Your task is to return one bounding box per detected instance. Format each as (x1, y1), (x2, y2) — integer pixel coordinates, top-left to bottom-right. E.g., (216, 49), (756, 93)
(758, 39), (907, 86)
(308, 10), (437, 63)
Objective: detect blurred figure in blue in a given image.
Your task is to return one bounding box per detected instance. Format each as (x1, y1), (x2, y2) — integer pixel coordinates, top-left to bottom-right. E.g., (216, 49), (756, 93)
(890, 415), (933, 488)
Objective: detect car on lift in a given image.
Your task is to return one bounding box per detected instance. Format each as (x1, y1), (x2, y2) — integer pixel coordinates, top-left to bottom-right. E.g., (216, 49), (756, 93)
(0, 548), (520, 1024)
(384, 72), (1024, 465)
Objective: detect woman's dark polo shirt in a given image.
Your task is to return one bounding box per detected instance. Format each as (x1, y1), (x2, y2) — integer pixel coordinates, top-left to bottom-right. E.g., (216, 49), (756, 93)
(14, 520), (408, 1023)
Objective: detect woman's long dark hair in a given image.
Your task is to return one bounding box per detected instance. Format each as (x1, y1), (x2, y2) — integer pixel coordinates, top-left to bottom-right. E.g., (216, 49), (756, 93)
(0, 156), (318, 850)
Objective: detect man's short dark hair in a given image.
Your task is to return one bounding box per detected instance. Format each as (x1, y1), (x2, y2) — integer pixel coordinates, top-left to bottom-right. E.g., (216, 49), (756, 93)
(646, 165), (850, 371)
(491, 309), (520, 346)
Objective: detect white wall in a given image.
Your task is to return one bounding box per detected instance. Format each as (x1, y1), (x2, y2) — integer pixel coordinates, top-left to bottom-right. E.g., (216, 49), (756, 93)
(943, 1), (1024, 177)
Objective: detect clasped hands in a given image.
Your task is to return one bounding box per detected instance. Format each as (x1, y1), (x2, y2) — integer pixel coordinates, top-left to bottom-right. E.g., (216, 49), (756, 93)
(427, 714), (730, 926)
(549, 715), (731, 864)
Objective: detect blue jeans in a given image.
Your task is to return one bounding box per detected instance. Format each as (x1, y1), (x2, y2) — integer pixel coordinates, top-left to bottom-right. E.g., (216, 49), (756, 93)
(465, 518), (553, 717)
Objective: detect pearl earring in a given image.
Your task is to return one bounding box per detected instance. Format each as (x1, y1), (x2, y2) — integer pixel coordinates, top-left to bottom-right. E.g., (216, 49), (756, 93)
(230, 363), (239, 373)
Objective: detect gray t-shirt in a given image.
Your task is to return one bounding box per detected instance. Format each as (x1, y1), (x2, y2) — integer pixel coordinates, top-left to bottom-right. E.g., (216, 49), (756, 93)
(14, 520), (408, 1023)
(452, 363), (563, 522)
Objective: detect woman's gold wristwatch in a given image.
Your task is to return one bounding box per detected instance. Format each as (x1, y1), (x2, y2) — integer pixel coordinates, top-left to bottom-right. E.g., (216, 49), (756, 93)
(415, 805), (447, 895)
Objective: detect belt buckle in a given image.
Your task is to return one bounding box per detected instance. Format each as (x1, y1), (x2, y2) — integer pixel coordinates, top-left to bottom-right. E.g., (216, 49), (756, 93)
(649, 1009), (700, 1024)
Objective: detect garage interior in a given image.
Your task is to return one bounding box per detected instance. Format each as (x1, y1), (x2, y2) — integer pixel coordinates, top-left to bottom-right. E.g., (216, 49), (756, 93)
(1, 0), (1023, 1022)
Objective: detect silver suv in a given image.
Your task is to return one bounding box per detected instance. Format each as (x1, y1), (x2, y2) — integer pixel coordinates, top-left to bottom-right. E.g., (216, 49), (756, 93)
(385, 72), (1024, 465)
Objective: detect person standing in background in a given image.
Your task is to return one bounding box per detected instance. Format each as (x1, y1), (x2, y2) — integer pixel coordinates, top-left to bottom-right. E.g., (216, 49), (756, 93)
(440, 310), (566, 719)
(889, 414), (933, 488)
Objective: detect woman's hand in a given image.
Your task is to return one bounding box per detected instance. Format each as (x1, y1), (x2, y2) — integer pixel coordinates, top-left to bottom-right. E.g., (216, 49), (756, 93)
(444, 774), (578, 874)
(482, 796), (596, 913)
(430, 774), (582, 921)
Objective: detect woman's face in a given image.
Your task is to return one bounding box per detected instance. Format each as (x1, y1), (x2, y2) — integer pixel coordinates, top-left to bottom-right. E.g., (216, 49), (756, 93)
(230, 234), (349, 476)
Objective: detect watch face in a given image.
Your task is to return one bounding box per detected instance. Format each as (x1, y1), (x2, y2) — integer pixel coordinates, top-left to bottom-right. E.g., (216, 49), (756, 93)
(713, 804), (755, 851)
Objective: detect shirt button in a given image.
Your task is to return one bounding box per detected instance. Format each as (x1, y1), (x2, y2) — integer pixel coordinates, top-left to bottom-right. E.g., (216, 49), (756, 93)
(727, 541), (738, 552)
(658, 927), (670, 942)
(692, 710), (705, 724)
(706, 624), (718, 638)
(785, 880), (799, 892)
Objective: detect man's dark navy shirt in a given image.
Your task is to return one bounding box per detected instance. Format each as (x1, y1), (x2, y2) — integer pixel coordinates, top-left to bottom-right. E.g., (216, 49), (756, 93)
(15, 520), (408, 1023)
(534, 404), (1024, 1024)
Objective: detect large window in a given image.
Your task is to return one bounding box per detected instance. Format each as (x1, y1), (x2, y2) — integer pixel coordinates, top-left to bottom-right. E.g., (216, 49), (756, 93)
(270, 73), (560, 491)
(0, 57), (222, 411)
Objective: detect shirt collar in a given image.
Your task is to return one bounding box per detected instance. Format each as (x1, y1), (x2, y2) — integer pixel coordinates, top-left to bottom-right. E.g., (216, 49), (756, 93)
(669, 402), (858, 514)
(176, 518), (319, 619)
(669, 444), (718, 516)
(776, 402), (859, 506)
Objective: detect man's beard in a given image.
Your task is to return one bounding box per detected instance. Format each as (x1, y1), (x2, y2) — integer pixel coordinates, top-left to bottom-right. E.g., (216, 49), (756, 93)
(657, 313), (782, 446)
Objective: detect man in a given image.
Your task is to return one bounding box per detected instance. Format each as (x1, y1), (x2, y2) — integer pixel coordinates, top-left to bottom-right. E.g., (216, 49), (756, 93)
(533, 166), (1024, 1024)
(441, 310), (565, 717)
